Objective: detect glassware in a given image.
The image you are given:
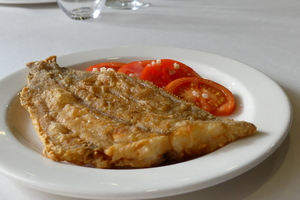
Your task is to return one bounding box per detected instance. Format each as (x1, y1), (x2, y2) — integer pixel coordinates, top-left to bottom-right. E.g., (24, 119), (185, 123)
(106, 0), (150, 10)
(57, 0), (107, 20)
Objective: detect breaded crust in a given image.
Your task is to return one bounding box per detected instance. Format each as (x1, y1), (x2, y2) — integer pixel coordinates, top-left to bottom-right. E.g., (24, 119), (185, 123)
(20, 56), (256, 168)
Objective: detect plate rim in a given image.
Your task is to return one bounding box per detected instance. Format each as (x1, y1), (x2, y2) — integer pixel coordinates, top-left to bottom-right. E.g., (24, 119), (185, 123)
(0, 0), (55, 4)
(0, 46), (292, 199)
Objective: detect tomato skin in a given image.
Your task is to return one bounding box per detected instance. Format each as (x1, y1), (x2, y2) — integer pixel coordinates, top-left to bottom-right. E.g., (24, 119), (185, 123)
(117, 60), (153, 78)
(140, 59), (200, 88)
(86, 62), (125, 71)
(165, 77), (235, 116)
(140, 61), (172, 87)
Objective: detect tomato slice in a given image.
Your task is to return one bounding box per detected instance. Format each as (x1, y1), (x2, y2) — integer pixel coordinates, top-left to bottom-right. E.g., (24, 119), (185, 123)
(165, 77), (235, 116)
(117, 60), (153, 78)
(140, 59), (200, 88)
(86, 62), (126, 71)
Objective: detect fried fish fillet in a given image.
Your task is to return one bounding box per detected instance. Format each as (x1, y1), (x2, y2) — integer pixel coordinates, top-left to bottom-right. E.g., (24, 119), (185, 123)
(20, 56), (256, 168)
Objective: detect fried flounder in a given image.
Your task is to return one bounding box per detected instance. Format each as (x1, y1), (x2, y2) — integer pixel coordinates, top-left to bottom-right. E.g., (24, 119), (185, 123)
(20, 56), (256, 169)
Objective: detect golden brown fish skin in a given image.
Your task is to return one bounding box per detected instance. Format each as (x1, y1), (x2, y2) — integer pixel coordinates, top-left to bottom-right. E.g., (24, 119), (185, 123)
(20, 56), (256, 169)
(39, 58), (218, 133)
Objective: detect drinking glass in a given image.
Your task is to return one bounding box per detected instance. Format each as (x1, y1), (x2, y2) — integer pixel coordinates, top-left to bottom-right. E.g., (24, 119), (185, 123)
(57, 0), (107, 20)
(106, 0), (150, 10)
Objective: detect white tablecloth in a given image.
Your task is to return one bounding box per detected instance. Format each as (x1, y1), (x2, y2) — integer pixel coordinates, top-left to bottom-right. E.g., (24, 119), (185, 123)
(0, 0), (299, 199)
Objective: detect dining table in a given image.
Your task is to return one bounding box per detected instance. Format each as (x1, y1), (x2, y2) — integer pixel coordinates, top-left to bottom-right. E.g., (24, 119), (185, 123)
(0, 0), (299, 199)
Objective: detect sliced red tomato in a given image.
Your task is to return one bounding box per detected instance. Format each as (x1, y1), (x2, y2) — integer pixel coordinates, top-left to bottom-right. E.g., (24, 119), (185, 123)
(165, 77), (235, 116)
(140, 59), (200, 88)
(117, 60), (153, 78)
(86, 62), (126, 71)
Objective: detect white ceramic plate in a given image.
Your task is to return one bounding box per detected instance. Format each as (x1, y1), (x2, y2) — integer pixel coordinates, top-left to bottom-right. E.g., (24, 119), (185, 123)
(0, 0), (55, 4)
(0, 47), (292, 199)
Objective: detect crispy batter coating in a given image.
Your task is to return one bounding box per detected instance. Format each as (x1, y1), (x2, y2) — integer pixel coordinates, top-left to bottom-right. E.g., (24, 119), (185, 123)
(20, 56), (256, 168)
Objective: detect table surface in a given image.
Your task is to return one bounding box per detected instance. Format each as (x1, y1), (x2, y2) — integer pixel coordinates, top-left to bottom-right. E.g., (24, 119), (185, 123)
(0, 0), (299, 199)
